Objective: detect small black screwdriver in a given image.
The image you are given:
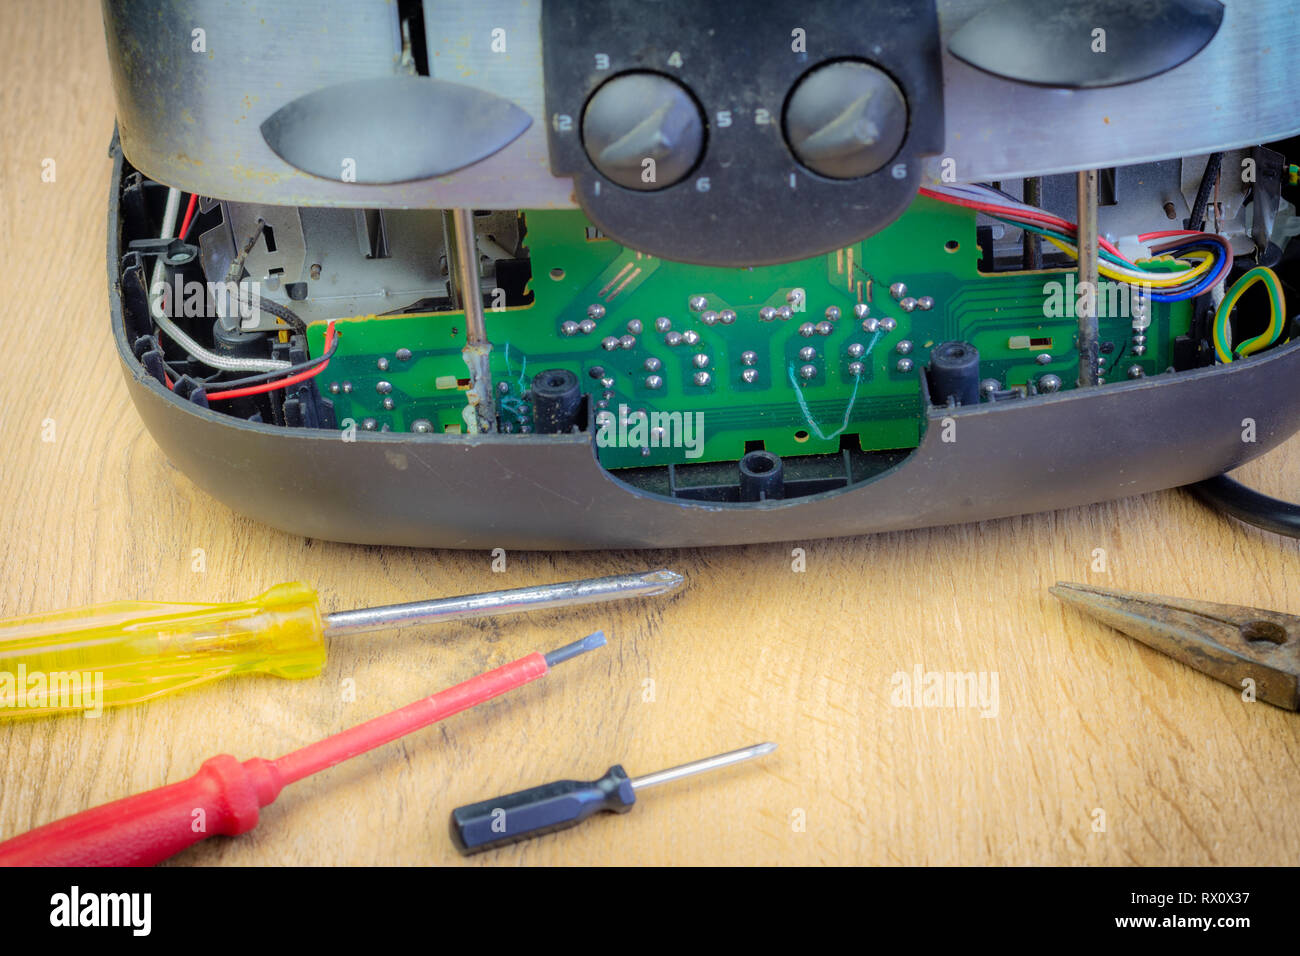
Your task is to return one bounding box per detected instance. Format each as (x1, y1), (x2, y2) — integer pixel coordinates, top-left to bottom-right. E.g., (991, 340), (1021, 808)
(450, 742), (777, 854)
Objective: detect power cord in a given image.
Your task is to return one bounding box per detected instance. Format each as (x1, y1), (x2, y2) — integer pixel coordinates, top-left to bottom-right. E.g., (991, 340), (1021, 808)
(1187, 474), (1300, 538)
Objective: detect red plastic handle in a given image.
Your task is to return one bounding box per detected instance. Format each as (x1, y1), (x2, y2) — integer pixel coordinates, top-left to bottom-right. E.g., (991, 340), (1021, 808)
(0, 755), (283, 867)
(0, 652), (550, 866)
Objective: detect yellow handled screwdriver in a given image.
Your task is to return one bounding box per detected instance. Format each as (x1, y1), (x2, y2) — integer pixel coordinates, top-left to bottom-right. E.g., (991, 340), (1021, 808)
(0, 570), (682, 717)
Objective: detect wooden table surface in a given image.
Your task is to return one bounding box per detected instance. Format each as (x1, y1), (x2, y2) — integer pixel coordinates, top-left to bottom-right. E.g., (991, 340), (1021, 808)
(2, 0), (1299, 866)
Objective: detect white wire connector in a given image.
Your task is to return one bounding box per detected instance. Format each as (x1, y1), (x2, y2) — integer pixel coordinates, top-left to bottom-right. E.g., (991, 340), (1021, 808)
(1115, 234), (1154, 264)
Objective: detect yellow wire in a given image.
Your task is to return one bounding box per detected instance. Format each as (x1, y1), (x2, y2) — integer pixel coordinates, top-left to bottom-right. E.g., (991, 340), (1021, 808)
(1040, 236), (1214, 288)
(1136, 252), (1210, 270)
(1214, 267), (1287, 362)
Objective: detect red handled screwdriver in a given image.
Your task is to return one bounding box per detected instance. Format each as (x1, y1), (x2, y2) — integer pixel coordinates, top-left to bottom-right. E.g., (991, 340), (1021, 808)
(0, 631), (606, 866)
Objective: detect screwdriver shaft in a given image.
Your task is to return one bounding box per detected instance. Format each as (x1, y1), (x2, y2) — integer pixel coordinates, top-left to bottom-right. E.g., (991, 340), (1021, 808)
(630, 742), (777, 792)
(324, 569), (682, 637)
(273, 632), (605, 786)
(0, 633), (607, 865)
(450, 741), (777, 854)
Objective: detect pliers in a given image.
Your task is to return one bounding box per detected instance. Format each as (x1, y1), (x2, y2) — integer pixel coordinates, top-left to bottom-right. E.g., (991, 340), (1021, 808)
(1051, 582), (1300, 710)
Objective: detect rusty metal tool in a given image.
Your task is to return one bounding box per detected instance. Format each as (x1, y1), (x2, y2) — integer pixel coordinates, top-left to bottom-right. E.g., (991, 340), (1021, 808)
(1051, 582), (1300, 709)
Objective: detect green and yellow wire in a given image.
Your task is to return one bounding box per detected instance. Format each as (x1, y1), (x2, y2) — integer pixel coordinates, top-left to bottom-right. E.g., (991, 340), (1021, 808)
(1213, 266), (1287, 363)
(1021, 222), (1215, 287)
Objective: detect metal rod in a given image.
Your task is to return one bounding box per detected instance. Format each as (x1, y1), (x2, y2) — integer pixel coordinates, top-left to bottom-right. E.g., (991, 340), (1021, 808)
(1075, 169), (1100, 387)
(451, 208), (488, 345)
(147, 186), (183, 297)
(1021, 177), (1042, 270)
(448, 207), (497, 432)
(324, 569), (684, 637)
(630, 742), (777, 792)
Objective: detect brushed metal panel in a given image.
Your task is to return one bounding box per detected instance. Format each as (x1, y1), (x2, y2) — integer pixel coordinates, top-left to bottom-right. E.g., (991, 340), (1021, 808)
(102, 0), (573, 209)
(104, 0), (1300, 208)
(925, 0), (1300, 182)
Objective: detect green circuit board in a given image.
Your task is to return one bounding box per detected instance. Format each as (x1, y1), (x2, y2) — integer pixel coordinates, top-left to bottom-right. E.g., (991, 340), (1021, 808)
(306, 196), (1191, 469)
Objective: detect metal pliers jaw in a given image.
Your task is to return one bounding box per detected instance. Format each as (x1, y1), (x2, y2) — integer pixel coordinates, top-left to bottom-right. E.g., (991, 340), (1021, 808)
(1051, 583), (1300, 710)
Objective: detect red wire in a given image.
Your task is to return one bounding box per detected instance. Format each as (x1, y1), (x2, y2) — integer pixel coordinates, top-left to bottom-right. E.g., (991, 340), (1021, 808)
(919, 186), (1073, 230)
(1094, 237), (1130, 263)
(204, 360), (327, 400)
(177, 193), (199, 240)
(204, 321), (336, 401)
(918, 187), (1132, 263)
(1138, 229), (1205, 241)
(156, 332), (175, 390)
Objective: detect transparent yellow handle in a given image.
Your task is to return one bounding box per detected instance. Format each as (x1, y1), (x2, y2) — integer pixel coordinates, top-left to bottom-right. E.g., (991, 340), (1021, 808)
(0, 583), (326, 717)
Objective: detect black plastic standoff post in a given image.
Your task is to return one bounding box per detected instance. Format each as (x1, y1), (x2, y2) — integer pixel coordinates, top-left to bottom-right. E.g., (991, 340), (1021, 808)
(531, 369), (582, 433)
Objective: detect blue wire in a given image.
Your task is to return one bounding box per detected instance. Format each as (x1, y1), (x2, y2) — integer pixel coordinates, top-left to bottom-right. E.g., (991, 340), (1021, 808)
(1146, 241), (1226, 302)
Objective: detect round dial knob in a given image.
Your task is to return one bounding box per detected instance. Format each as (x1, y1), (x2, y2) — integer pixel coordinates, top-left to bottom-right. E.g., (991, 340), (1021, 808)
(582, 72), (705, 191)
(783, 60), (908, 180)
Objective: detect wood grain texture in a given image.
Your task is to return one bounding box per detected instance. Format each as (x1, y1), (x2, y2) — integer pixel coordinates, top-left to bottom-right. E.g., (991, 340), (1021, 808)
(2, 0), (1299, 866)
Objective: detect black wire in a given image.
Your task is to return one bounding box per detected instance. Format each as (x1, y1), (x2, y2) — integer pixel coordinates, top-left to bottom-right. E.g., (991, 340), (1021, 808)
(1186, 152), (1223, 232)
(206, 333), (340, 391)
(975, 182), (1025, 205)
(1187, 474), (1300, 538)
(240, 292), (307, 335)
(163, 361), (222, 384)
(181, 197), (202, 240)
(219, 220), (309, 334)
(1103, 340), (1128, 377)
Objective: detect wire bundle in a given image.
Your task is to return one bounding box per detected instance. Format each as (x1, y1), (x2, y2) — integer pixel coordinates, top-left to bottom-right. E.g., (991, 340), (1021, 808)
(147, 186), (337, 399)
(1212, 267), (1287, 363)
(205, 320), (339, 401)
(919, 184), (1233, 303)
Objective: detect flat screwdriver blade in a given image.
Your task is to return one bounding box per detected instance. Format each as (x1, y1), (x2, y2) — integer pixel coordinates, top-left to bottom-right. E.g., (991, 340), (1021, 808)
(544, 631), (607, 668)
(324, 569), (683, 637)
